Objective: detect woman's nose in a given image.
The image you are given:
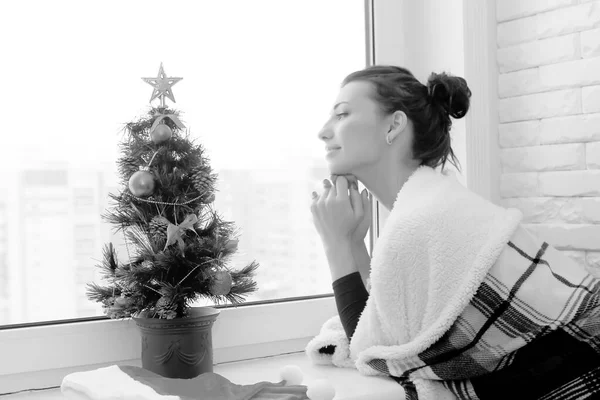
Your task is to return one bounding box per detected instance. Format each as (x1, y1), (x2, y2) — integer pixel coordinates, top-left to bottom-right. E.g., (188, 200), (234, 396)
(317, 120), (333, 141)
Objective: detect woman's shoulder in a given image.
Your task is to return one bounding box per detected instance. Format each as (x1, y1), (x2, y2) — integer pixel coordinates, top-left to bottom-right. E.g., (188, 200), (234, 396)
(387, 166), (522, 237)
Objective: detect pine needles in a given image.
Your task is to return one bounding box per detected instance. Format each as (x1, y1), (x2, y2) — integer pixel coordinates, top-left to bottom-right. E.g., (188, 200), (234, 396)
(86, 107), (259, 319)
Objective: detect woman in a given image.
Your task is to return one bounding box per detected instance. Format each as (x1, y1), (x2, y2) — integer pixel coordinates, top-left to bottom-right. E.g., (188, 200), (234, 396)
(307, 65), (600, 400)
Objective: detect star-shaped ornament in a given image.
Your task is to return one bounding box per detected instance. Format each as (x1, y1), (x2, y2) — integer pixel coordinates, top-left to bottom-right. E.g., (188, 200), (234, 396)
(142, 63), (183, 107)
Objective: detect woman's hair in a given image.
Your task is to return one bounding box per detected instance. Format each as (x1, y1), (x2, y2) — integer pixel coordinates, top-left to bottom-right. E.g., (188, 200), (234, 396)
(342, 65), (471, 171)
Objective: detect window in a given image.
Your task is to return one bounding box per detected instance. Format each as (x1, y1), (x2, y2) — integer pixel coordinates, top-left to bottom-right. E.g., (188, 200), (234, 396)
(0, 0), (367, 327)
(0, 0), (489, 394)
(0, 197), (7, 322)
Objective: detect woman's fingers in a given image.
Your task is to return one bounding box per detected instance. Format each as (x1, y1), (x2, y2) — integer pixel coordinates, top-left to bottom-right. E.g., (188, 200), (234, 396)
(310, 190), (321, 215)
(310, 191), (323, 232)
(349, 185), (363, 219)
(312, 175), (365, 239)
(335, 175), (349, 200)
(345, 174), (358, 190)
(322, 178), (334, 199)
(311, 190), (319, 208)
(362, 189), (371, 220)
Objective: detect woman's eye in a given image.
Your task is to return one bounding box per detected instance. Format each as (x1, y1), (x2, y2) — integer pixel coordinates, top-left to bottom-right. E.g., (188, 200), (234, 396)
(336, 113), (348, 120)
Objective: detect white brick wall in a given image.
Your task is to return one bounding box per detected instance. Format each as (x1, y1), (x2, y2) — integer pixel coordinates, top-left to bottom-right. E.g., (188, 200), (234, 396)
(499, 58), (600, 98)
(538, 113), (600, 144)
(500, 143), (585, 172)
(497, 0), (578, 22)
(503, 198), (600, 223)
(581, 28), (600, 57)
(583, 85), (600, 112)
(588, 142), (600, 168)
(499, 89), (581, 122)
(498, 1), (600, 271)
(497, 2), (600, 47)
(497, 33), (579, 73)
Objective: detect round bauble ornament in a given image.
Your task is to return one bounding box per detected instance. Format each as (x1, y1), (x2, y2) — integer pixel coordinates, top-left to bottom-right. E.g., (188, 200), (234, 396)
(209, 270), (233, 296)
(224, 238), (239, 252)
(114, 295), (132, 308)
(204, 192), (216, 204)
(151, 124), (172, 144)
(140, 260), (155, 270)
(128, 170), (155, 197)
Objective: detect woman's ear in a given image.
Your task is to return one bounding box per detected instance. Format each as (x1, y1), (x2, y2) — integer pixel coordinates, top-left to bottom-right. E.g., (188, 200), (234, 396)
(387, 111), (408, 142)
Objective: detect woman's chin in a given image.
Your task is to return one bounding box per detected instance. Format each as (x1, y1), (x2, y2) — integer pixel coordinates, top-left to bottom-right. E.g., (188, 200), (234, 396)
(326, 162), (350, 176)
(328, 168), (350, 176)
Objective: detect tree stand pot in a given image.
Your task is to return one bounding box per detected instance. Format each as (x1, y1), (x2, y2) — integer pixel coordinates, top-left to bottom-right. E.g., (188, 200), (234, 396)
(133, 307), (220, 379)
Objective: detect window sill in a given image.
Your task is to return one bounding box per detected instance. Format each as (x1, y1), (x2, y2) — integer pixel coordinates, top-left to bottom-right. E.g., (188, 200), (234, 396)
(0, 297), (338, 393)
(6, 352), (404, 400)
(214, 352), (404, 400)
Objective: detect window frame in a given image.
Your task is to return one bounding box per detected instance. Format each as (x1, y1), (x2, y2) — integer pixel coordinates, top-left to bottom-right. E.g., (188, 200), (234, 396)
(0, 0), (499, 393)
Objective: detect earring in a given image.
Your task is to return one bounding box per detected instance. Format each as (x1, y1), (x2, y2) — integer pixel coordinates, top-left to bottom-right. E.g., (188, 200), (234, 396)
(386, 134), (393, 145)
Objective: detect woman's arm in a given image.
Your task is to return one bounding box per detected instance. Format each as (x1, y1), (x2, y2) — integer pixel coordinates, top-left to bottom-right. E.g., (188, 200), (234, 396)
(332, 272), (369, 340)
(325, 240), (369, 339)
(310, 176), (371, 339)
(351, 239), (371, 290)
(323, 240), (357, 281)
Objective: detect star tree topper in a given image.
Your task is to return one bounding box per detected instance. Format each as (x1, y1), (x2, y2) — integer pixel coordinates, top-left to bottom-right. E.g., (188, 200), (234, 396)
(142, 63), (183, 107)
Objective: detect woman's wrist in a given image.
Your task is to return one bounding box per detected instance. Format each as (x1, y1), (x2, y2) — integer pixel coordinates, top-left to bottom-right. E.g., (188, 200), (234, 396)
(350, 239), (371, 288)
(351, 238), (368, 251)
(324, 239), (359, 281)
(322, 236), (353, 253)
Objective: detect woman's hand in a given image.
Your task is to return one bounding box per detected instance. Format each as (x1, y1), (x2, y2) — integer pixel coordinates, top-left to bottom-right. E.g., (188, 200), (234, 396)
(329, 175), (372, 245)
(310, 175), (366, 250)
(344, 176), (372, 245)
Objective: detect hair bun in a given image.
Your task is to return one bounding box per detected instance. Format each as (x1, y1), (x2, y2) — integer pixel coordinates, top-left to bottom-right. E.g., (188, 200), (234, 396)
(426, 72), (471, 119)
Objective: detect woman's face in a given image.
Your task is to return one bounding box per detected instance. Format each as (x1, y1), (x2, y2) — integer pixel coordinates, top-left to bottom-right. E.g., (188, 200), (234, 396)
(318, 81), (390, 175)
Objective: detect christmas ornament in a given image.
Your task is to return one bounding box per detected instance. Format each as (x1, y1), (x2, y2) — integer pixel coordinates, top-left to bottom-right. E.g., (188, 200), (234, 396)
(120, 282), (138, 296)
(150, 123), (172, 144)
(164, 214), (199, 254)
(224, 238), (239, 252)
(204, 192), (216, 203)
(150, 109), (186, 134)
(148, 217), (168, 239)
(104, 296), (116, 308)
(105, 296), (130, 319)
(140, 260), (155, 270)
(155, 296), (177, 319)
(141, 63), (183, 107)
(209, 270), (232, 296)
(306, 379), (336, 400)
(280, 365), (303, 386)
(128, 169), (155, 197)
(114, 295), (133, 308)
(191, 167), (215, 194)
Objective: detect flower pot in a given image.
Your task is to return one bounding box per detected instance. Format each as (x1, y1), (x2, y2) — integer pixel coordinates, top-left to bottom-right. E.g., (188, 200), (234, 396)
(133, 306), (220, 379)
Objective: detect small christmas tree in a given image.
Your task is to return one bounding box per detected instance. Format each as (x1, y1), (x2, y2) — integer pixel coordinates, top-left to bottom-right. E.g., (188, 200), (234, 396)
(87, 64), (258, 319)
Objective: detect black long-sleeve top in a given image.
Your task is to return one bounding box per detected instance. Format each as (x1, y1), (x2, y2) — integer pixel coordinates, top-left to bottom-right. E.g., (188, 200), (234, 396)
(332, 271), (369, 340)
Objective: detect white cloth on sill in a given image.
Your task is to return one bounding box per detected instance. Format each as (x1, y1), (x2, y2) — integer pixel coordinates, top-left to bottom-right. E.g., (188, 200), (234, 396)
(61, 364), (310, 400)
(61, 365), (178, 400)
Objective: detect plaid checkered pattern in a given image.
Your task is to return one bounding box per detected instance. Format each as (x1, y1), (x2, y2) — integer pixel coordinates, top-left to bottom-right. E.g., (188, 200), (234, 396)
(366, 228), (600, 399)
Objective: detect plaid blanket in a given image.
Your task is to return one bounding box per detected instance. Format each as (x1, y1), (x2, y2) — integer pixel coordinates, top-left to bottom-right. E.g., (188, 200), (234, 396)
(305, 166), (600, 400)
(370, 225), (600, 399)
